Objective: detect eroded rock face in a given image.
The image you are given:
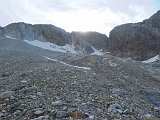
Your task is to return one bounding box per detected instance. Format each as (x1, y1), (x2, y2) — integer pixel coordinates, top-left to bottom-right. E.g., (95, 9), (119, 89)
(109, 10), (160, 60)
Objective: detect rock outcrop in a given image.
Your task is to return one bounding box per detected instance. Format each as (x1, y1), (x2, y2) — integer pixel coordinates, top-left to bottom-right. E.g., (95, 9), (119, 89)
(109, 10), (160, 60)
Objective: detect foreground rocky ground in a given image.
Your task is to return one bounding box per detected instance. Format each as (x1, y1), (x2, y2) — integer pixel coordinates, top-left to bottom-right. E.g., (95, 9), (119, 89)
(0, 37), (160, 120)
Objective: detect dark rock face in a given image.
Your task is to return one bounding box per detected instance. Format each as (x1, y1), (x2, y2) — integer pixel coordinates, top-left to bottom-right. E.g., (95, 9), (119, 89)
(143, 10), (160, 28)
(3, 22), (70, 46)
(109, 10), (160, 60)
(71, 32), (108, 53)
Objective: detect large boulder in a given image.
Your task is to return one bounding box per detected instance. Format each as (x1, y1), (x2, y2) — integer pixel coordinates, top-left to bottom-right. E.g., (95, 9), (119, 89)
(109, 10), (160, 60)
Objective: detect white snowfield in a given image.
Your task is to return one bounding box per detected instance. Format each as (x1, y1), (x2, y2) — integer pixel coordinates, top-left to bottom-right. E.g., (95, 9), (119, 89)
(5, 35), (17, 39)
(43, 56), (91, 70)
(24, 40), (103, 56)
(24, 40), (78, 54)
(142, 55), (159, 63)
(4, 35), (104, 56)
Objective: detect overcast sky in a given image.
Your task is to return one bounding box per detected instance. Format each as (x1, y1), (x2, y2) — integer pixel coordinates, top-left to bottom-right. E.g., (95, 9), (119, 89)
(0, 0), (159, 35)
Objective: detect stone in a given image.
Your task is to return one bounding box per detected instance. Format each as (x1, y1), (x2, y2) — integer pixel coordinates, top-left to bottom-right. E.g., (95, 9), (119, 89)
(52, 100), (64, 106)
(21, 86), (38, 93)
(49, 110), (56, 119)
(1, 73), (10, 77)
(10, 96), (15, 100)
(37, 92), (43, 96)
(144, 114), (151, 118)
(34, 110), (44, 115)
(68, 111), (89, 119)
(89, 115), (95, 119)
(0, 104), (3, 111)
(108, 103), (122, 114)
(20, 80), (28, 87)
(0, 91), (15, 100)
(0, 112), (5, 118)
(123, 109), (130, 114)
(25, 110), (34, 118)
(56, 111), (68, 118)
(30, 95), (37, 99)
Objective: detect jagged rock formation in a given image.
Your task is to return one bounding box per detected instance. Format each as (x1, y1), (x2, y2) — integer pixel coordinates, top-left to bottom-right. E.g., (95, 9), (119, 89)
(1, 22), (108, 54)
(109, 10), (160, 60)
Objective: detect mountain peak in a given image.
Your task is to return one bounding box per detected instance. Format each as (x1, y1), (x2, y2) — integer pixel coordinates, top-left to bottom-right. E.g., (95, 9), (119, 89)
(142, 10), (160, 28)
(109, 10), (160, 60)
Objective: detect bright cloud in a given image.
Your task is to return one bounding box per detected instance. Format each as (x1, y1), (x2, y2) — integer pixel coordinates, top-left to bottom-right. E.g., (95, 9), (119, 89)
(0, 0), (159, 36)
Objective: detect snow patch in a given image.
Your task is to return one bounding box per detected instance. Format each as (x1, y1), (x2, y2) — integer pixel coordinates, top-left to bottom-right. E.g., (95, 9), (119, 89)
(43, 56), (91, 70)
(5, 35), (17, 39)
(43, 56), (58, 62)
(108, 60), (117, 67)
(142, 55), (159, 63)
(91, 46), (103, 56)
(24, 40), (78, 54)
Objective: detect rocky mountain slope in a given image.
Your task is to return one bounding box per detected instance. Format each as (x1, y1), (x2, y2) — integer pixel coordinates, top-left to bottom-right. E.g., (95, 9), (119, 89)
(0, 34), (160, 120)
(0, 22), (108, 54)
(0, 10), (160, 120)
(108, 10), (160, 60)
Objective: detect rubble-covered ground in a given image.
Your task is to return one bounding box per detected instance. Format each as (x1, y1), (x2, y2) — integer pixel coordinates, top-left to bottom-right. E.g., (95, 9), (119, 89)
(0, 37), (160, 120)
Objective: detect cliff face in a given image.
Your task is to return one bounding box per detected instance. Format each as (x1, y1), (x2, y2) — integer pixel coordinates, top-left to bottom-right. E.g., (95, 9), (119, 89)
(108, 10), (160, 60)
(2, 22), (108, 54)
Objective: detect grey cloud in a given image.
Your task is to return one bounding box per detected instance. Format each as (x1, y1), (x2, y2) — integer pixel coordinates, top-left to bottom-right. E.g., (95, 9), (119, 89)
(0, 0), (54, 26)
(0, 0), (159, 34)
(27, 0), (78, 12)
(27, 0), (159, 21)
(70, 0), (158, 17)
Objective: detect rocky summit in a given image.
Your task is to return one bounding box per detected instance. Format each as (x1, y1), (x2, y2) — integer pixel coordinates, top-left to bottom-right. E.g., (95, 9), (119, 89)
(0, 11), (160, 120)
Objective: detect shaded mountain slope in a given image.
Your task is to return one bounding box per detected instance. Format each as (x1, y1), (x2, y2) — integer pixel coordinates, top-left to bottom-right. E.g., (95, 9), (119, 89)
(108, 10), (160, 60)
